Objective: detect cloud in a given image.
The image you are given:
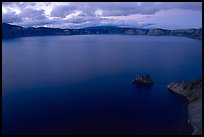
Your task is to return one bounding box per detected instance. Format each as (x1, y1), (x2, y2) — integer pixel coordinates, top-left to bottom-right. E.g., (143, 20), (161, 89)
(2, 2), (36, 9)
(2, 2), (202, 29)
(19, 8), (47, 20)
(2, 7), (48, 25)
(15, 19), (57, 27)
(2, 6), (49, 27)
(64, 2), (202, 17)
(50, 4), (77, 18)
(162, 2), (202, 11)
(2, 10), (22, 23)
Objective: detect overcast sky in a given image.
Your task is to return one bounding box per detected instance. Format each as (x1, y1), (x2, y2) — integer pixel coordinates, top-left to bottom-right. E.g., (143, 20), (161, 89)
(2, 2), (202, 29)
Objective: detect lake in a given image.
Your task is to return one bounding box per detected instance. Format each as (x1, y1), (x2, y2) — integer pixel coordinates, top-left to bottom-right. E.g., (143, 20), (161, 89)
(2, 35), (202, 135)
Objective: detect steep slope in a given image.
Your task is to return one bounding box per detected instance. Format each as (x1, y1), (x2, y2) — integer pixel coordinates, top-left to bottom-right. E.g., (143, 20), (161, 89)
(2, 23), (202, 40)
(167, 78), (202, 135)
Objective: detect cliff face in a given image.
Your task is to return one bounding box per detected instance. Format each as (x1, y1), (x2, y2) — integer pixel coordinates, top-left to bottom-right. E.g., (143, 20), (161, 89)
(167, 78), (202, 135)
(167, 78), (202, 103)
(2, 23), (66, 38)
(168, 28), (202, 40)
(146, 28), (169, 35)
(2, 23), (202, 40)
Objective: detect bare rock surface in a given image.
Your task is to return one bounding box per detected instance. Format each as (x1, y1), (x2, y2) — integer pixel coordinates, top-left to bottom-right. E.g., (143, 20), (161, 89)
(167, 78), (202, 135)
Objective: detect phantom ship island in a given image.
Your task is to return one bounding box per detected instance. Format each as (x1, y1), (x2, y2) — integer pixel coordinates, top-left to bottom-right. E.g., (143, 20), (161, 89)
(132, 74), (154, 86)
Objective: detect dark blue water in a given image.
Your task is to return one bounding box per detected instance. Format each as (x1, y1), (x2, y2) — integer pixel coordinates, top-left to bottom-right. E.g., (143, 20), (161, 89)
(2, 35), (202, 135)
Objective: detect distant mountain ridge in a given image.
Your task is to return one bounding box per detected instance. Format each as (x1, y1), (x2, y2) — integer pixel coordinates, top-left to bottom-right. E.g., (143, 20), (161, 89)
(2, 23), (202, 40)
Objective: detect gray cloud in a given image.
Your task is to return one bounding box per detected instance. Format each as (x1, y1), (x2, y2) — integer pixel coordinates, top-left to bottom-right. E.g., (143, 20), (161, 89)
(15, 19), (58, 28)
(2, 11), (22, 23)
(2, 2), (202, 29)
(64, 2), (202, 17)
(161, 2), (202, 11)
(50, 4), (77, 18)
(2, 2), (36, 9)
(19, 8), (47, 20)
(2, 6), (48, 27)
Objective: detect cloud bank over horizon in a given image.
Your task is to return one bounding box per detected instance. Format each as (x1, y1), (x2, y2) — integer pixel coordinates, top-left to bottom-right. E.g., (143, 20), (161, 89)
(2, 2), (202, 29)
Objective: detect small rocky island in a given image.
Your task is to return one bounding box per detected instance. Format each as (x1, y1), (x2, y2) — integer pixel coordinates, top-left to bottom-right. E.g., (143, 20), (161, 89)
(132, 74), (154, 86)
(167, 78), (202, 135)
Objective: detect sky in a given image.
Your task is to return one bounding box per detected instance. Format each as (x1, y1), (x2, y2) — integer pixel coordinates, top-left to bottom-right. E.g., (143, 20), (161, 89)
(2, 2), (202, 29)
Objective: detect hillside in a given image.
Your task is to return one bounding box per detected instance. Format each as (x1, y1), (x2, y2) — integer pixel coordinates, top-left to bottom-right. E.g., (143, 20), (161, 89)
(2, 23), (202, 40)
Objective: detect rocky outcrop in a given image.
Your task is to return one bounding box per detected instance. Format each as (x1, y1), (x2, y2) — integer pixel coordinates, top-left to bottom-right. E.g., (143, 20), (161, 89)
(146, 28), (170, 35)
(132, 74), (153, 85)
(167, 78), (202, 135)
(168, 28), (202, 40)
(2, 23), (202, 40)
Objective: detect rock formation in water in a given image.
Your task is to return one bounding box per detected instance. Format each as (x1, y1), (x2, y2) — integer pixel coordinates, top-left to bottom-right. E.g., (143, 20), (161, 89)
(167, 78), (202, 135)
(132, 74), (154, 85)
(2, 23), (202, 40)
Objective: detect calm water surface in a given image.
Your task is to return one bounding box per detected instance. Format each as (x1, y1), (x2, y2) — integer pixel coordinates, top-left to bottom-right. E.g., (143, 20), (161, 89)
(2, 35), (202, 135)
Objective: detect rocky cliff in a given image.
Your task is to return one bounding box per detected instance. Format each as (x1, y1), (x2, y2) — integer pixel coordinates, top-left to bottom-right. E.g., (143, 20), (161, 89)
(2, 23), (202, 40)
(167, 78), (202, 135)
